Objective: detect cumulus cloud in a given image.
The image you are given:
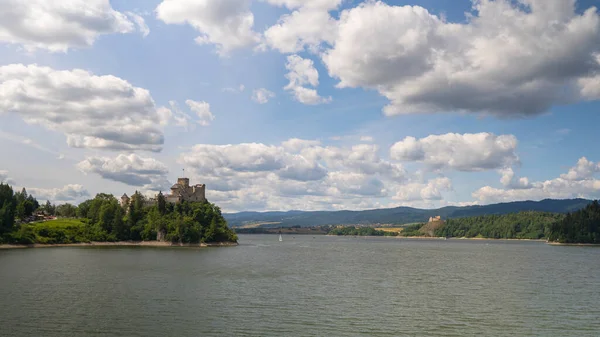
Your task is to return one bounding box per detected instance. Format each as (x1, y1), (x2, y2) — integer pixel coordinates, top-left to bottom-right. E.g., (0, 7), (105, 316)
(393, 177), (452, 202)
(263, 0), (341, 53)
(186, 100), (215, 126)
(155, 0), (259, 55)
(77, 154), (170, 191)
(390, 133), (519, 172)
(499, 168), (531, 189)
(322, 0), (600, 117)
(473, 157), (600, 203)
(178, 138), (414, 211)
(560, 157), (600, 181)
(284, 55), (331, 104)
(28, 184), (90, 203)
(0, 0), (141, 52)
(0, 64), (170, 152)
(252, 88), (276, 104)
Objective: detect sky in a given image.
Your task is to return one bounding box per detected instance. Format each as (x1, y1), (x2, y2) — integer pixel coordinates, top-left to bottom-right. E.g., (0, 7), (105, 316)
(0, 0), (600, 212)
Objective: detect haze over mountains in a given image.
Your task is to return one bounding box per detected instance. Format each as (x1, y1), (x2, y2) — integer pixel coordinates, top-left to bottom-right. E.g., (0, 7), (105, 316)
(223, 199), (592, 228)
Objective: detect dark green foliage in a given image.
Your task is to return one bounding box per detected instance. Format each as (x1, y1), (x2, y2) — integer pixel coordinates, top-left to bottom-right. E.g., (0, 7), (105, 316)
(548, 200), (600, 244)
(56, 204), (77, 218)
(13, 188), (37, 219)
(43, 200), (56, 216)
(328, 226), (397, 237)
(9, 225), (36, 244)
(400, 223), (426, 237)
(435, 211), (564, 239)
(0, 183), (16, 237)
(157, 191), (166, 215)
(1, 192), (237, 245)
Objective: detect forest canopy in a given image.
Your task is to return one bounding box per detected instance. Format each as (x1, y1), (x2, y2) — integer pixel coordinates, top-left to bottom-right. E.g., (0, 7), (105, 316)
(548, 201), (600, 244)
(0, 187), (237, 245)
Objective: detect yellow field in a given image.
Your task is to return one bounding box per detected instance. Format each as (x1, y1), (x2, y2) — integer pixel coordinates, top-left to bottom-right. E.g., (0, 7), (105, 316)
(375, 227), (404, 233)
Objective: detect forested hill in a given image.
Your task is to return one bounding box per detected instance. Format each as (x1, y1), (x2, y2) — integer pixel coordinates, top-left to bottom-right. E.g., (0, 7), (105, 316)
(224, 199), (592, 228)
(548, 201), (600, 244)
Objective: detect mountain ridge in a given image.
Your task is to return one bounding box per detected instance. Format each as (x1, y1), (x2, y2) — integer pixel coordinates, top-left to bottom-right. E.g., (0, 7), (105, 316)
(223, 198), (592, 228)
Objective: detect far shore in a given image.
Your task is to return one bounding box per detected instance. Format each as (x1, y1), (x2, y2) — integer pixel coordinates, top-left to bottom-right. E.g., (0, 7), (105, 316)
(0, 241), (238, 250)
(326, 234), (546, 242)
(547, 242), (600, 246)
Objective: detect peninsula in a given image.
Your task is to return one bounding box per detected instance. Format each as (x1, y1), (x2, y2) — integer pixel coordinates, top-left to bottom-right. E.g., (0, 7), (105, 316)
(0, 178), (238, 248)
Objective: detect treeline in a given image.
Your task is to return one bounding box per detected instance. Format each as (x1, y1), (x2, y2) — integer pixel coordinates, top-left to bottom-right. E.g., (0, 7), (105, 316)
(434, 211), (564, 239)
(75, 191), (237, 244)
(1, 184), (41, 243)
(328, 226), (398, 237)
(0, 186), (237, 244)
(548, 201), (600, 244)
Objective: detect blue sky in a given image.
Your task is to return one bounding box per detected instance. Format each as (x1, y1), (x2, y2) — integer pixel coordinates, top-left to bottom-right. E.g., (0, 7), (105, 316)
(1, 0), (600, 212)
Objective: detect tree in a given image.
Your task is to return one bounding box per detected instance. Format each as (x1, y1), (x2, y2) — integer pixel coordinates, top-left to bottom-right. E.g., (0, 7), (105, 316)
(112, 206), (127, 240)
(98, 202), (116, 233)
(157, 191), (166, 215)
(43, 200), (56, 216)
(56, 204), (77, 218)
(0, 183), (15, 234)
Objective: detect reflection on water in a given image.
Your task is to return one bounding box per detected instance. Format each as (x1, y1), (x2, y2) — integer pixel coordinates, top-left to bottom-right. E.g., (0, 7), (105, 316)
(1, 235), (599, 336)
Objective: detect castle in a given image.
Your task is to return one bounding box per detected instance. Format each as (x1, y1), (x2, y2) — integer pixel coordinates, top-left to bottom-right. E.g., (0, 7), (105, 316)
(120, 178), (206, 208)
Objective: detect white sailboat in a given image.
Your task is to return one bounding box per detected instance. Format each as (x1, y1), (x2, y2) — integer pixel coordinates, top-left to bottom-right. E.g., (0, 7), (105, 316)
(279, 234), (283, 242)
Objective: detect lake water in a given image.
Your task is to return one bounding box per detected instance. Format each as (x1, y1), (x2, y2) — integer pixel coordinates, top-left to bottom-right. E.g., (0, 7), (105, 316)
(1, 235), (600, 336)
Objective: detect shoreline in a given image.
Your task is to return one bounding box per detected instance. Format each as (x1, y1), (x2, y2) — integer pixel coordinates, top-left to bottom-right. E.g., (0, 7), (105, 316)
(546, 242), (600, 246)
(0, 241), (238, 250)
(328, 235), (546, 241)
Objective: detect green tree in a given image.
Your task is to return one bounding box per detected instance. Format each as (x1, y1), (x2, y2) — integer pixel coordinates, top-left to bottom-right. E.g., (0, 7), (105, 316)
(157, 191), (166, 215)
(0, 183), (15, 235)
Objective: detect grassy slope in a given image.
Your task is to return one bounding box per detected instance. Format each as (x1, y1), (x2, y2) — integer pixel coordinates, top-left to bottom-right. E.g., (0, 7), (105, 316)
(27, 219), (88, 244)
(30, 219), (85, 228)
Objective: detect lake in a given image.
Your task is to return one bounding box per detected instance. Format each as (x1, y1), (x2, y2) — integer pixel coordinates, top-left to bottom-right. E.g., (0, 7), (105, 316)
(1, 235), (600, 336)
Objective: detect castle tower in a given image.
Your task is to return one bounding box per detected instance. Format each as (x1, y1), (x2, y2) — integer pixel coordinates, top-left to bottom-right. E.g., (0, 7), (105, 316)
(120, 194), (130, 208)
(177, 178), (190, 188)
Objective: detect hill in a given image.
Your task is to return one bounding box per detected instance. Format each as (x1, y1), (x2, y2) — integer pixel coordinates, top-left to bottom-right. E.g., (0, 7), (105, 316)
(548, 201), (600, 244)
(223, 198), (592, 228)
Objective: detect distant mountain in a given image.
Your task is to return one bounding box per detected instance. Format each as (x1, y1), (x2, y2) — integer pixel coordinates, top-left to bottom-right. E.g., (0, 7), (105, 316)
(223, 199), (592, 228)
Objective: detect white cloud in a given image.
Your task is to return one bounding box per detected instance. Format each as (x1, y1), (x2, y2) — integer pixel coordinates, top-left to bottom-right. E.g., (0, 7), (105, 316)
(390, 133), (519, 172)
(263, 6), (339, 53)
(165, 101), (194, 129)
(284, 55), (331, 104)
(0, 170), (16, 186)
(473, 157), (600, 203)
(28, 184), (90, 203)
(155, 0), (259, 55)
(186, 100), (215, 126)
(0, 0), (140, 52)
(360, 136), (374, 142)
(322, 0), (600, 117)
(222, 84), (246, 93)
(560, 157), (600, 181)
(393, 177), (452, 202)
(263, 0), (343, 10)
(126, 12), (150, 38)
(77, 154), (170, 191)
(0, 64), (169, 152)
(178, 138), (413, 211)
(252, 88), (276, 104)
(499, 168), (531, 189)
